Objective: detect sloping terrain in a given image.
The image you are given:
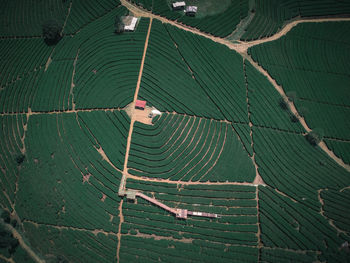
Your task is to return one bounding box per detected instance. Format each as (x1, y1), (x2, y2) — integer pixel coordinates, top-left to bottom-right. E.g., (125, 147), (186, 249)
(0, 1), (350, 263)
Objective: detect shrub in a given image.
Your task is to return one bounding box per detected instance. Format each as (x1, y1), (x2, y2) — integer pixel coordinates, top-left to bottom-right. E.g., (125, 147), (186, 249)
(305, 130), (323, 146)
(15, 154), (25, 165)
(279, 98), (288, 110)
(42, 20), (62, 45)
(115, 16), (125, 34)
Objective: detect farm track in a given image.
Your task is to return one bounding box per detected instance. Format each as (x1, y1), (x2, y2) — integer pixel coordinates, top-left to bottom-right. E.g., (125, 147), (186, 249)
(120, 0), (350, 172)
(23, 219), (118, 237)
(1, 220), (44, 263)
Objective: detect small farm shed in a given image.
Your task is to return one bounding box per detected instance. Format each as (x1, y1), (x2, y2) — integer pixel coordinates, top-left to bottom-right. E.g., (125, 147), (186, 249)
(185, 6), (197, 16)
(172, 1), (186, 10)
(135, 100), (147, 110)
(122, 16), (138, 31)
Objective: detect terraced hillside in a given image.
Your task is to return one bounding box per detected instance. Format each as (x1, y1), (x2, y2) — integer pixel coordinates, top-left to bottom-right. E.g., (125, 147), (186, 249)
(0, 0), (350, 263)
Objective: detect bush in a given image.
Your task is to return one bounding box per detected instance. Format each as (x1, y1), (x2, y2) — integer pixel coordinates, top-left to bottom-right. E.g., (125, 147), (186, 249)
(305, 130), (323, 146)
(290, 114), (299, 123)
(15, 154), (25, 165)
(115, 16), (125, 34)
(279, 98), (288, 110)
(42, 20), (62, 45)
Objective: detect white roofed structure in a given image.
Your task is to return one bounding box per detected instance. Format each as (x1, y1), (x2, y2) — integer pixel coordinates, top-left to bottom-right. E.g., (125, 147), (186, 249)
(185, 6), (198, 16)
(172, 1), (186, 10)
(122, 16), (138, 31)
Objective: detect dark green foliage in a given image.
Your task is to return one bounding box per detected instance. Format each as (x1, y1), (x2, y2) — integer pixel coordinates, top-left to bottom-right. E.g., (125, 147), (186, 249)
(279, 98), (288, 110)
(15, 154), (25, 165)
(305, 130), (323, 146)
(1, 210), (10, 224)
(114, 16), (125, 34)
(42, 20), (62, 45)
(0, 224), (19, 255)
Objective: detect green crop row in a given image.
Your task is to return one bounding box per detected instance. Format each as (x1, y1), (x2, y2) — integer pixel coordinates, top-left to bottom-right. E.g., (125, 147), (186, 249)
(0, 0), (69, 37)
(321, 189), (350, 234)
(0, 115), (26, 211)
(64, 0), (120, 34)
(245, 60), (304, 133)
(15, 113), (124, 231)
(259, 186), (350, 262)
(242, 0), (350, 40)
(23, 222), (117, 263)
(138, 20), (223, 119)
(74, 9), (149, 109)
(0, 38), (52, 89)
(128, 113), (255, 182)
(166, 24), (249, 123)
(128, 0), (248, 38)
(120, 235), (258, 263)
(324, 139), (350, 165)
(253, 127), (350, 210)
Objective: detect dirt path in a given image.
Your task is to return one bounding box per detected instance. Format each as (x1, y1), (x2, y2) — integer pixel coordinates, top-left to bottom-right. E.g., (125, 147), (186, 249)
(116, 200), (124, 263)
(127, 174), (262, 186)
(122, 18), (153, 179)
(245, 56), (350, 172)
(1, 221), (44, 263)
(121, 0), (350, 54)
(0, 107), (122, 116)
(23, 219), (117, 236)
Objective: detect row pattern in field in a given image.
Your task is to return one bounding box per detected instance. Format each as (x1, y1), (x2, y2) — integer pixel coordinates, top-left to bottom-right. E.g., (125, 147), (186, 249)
(128, 113), (256, 182)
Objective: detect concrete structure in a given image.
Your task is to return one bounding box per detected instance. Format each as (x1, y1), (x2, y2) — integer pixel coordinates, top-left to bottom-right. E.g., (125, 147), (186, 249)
(172, 1), (186, 10)
(122, 16), (138, 31)
(122, 190), (220, 220)
(185, 6), (198, 16)
(135, 100), (146, 110)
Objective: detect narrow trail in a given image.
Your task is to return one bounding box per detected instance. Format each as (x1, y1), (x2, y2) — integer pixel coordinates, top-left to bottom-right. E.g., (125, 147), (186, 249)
(1, 221), (44, 263)
(116, 200), (124, 263)
(23, 219), (117, 236)
(121, 0), (350, 172)
(68, 49), (79, 111)
(121, 0), (350, 54)
(122, 18), (153, 178)
(117, 18), (153, 262)
(127, 174), (261, 186)
(0, 107), (122, 116)
(245, 56), (350, 172)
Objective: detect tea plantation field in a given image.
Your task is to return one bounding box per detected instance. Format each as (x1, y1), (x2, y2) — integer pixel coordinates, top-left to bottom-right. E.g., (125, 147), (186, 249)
(0, 0), (350, 262)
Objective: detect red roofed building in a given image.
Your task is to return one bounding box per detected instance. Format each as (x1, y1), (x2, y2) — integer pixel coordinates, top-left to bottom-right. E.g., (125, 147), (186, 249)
(135, 100), (146, 110)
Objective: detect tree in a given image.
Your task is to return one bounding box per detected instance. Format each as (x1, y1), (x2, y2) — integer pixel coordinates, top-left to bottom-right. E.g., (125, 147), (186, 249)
(16, 154), (25, 165)
(42, 20), (62, 45)
(114, 16), (125, 34)
(279, 98), (288, 110)
(305, 129), (323, 146)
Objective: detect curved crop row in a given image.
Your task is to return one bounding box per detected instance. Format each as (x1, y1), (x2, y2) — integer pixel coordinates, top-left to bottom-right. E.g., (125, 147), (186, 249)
(324, 139), (350, 165)
(121, 179), (258, 262)
(0, 114), (26, 211)
(166, 24), (249, 123)
(0, 0), (68, 37)
(249, 22), (350, 158)
(321, 188), (350, 235)
(253, 127), (350, 210)
(245, 60), (304, 133)
(74, 9), (150, 109)
(16, 112), (126, 231)
(0, 38), (52, 88)
(64, 0), (120, 34)
(242, 0), (350, 41)
(128, 0), (248, 38)
(23, 222), (117, 263)
(138, 20), (223, 119)
(259, 186), (348, 262)
(128, 114), (255, 182)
